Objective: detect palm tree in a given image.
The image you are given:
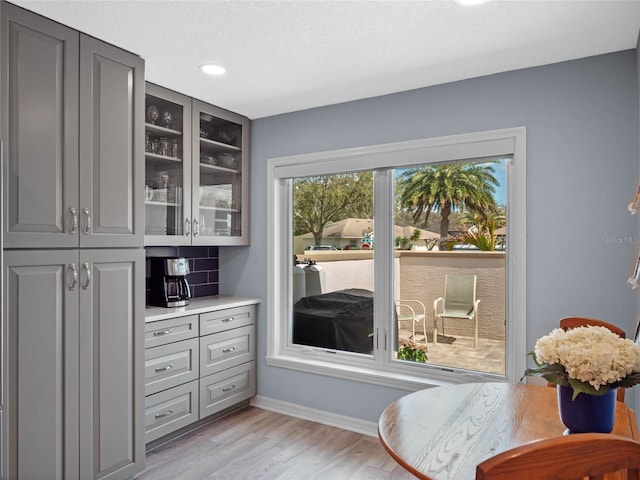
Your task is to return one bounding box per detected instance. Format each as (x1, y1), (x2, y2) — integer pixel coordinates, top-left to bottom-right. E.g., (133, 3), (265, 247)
(397, 162), (499, 247)
(454, 208), (506, 251)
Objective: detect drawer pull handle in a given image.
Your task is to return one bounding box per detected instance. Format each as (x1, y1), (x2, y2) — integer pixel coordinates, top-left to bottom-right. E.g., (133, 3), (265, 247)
(222, 346), (236, 353)
(222, 384), (236, 392)
(221, 316), (235, 323)
(155, 409), (175, 419)
(155, 364), (174, 372)
(153, 329), (172, 336)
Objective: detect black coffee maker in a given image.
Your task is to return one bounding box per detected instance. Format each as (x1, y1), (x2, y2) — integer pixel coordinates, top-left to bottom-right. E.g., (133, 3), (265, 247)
(147, 257), (191, 307)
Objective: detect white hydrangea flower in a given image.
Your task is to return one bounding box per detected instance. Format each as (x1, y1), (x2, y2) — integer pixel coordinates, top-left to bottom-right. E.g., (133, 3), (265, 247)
(533, 326), (640, 389)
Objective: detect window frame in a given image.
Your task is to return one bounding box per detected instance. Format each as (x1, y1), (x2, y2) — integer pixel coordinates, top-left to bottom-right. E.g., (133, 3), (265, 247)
(266, 127), (527, 389)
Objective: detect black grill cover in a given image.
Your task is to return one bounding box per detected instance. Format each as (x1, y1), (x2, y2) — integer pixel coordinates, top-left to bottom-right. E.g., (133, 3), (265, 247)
(292, 289), (373, 354)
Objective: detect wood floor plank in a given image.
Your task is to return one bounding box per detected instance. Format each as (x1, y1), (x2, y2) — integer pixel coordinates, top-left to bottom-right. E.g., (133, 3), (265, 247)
(138, 406), (416, 480)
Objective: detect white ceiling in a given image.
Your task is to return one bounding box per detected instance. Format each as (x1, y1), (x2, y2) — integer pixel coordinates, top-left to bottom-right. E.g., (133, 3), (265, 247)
(11, 0), (640, 119)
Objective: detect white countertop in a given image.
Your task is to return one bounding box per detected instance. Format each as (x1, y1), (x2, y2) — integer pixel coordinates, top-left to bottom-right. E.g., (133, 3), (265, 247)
(145, 295), (261, 323)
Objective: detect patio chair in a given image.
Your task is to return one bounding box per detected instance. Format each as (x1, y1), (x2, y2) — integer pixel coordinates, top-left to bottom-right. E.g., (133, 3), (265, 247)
(433, 274), (480, 348)
(476, 433), (640, 480)
(395, 299), (427, 343)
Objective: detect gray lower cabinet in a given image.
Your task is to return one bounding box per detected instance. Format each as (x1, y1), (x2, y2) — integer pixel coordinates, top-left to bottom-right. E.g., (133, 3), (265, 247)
(200, 362), (256, 419)
(3, 249), (145, 480)
(144, 303), (256, 444)
(145, 314), (199, 348)
(1, 1), (144, 250)
(200, 305), (254, 335)
(145, 381), (199, 443)
(145, 338), (199, 396)
(200, 325), (254, 376)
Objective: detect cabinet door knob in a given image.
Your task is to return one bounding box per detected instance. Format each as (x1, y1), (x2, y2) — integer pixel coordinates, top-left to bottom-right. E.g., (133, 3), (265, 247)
(155, 363), (174, 372)
(184, 218), (191, 236)
(222, 384), (236, 392)
(153, 329), (172, 336)
(222, 346), (236, 353)
(221, 316), (234, 323)
(193, 218), (199, 236)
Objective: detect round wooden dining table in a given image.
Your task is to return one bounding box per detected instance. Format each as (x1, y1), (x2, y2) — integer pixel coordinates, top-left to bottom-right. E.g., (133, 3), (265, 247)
(378, 382), (639, 480)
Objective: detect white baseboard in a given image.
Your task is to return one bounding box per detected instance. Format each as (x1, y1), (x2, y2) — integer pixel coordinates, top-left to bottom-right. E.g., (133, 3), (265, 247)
(250, 395), (378, 438)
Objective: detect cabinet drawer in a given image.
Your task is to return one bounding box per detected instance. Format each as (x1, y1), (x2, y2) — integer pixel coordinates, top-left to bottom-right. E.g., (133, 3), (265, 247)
(145, 338), (199, 395)
(145, 380), (198, 444)
(200, 305), (255, 336)
(145, 315), (199, 348)
(199, 362), (256, 419)
(200, 325), (254, 376)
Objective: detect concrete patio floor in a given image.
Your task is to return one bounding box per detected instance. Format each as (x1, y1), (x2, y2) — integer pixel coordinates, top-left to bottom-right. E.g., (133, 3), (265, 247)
(399, 327), (505, 375)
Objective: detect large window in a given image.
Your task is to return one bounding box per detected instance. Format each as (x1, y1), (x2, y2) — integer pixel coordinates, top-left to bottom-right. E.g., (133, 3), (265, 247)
(267, 128), (526, 388)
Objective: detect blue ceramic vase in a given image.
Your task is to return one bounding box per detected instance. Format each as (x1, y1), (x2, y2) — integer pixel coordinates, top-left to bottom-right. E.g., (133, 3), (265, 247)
(557, 384), (617, 434)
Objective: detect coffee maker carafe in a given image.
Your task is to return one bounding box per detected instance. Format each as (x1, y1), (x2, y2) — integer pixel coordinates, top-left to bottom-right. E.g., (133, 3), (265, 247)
(147, 257), (191, 307)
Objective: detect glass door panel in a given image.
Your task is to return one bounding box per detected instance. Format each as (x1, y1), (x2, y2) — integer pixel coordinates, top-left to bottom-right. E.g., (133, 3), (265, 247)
(195, 110), (243, 239)
(144, 88), (190, 243)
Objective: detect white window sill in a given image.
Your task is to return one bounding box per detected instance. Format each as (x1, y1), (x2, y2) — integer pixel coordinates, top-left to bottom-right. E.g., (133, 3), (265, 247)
(265, 353), (506, 392)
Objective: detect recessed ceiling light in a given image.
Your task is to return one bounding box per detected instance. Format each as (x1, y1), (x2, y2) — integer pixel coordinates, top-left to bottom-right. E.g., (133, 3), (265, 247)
(455, 0), (492, 6)
(199, 64), (226, 75)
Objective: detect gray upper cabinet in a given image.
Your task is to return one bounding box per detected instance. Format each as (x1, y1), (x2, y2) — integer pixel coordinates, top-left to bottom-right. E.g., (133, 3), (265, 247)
(1, 2), (144, 249)
(79, 36), (144, 248)
(3, 248), (145, 480)
(1, 2), (79, 249)
(144, 83), (193, 245)
(192, 100), (250, 245)
(144, 84), (250, 246)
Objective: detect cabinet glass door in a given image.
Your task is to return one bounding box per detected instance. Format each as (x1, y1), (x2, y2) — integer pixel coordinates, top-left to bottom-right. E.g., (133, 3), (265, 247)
(145, 87), (191, 244)
(194, 106), (245, 243)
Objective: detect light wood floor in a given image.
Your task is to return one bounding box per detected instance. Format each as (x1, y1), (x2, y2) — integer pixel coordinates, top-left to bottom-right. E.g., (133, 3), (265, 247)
(138, 406), (416, 480)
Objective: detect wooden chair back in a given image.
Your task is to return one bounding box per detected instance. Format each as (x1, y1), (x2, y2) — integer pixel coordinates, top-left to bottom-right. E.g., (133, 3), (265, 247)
(559, 316), (626, 339)
(476, 433), (640, 480)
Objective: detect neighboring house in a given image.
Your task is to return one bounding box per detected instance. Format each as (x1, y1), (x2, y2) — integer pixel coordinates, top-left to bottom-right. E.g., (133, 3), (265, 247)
(393, 225), (440, 250)
(294, 218), (439, 253)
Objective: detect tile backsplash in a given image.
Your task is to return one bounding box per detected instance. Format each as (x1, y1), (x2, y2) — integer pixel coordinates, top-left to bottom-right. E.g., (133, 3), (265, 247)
(145, 246), (219, 300)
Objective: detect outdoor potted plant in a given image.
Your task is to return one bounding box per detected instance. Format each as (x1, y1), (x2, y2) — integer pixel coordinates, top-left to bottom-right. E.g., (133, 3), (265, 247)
(397, 339), (428, 363)
(524, 325), (640, 434)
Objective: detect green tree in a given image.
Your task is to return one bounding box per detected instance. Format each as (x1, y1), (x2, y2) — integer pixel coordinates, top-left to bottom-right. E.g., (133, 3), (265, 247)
(397, 162), (499, 247)
(293, 172), (373, 244)
(448, 208), (506, 251)
(395, 236), (410, 250)
(410, 228), (421, 250)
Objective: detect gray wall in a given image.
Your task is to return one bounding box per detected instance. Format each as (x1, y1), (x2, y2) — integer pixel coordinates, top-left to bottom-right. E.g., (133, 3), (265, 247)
(221, 50), (639, 423)
(634, 35), (640, 415)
